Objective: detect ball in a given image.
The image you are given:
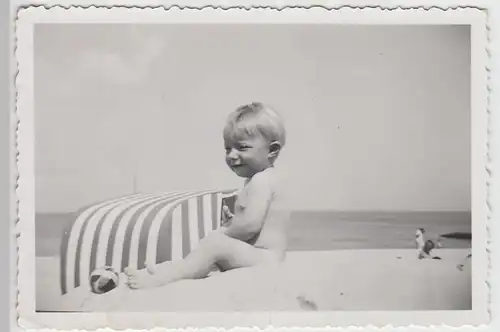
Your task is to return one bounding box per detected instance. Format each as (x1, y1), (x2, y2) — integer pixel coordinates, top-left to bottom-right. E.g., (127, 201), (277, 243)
(89, 266), (119, 294)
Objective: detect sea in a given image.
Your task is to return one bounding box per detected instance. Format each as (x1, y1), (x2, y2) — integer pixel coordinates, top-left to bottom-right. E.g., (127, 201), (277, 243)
(35, 211), (471, 257)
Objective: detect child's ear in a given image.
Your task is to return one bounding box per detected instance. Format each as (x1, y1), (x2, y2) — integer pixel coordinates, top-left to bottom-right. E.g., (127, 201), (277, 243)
(268, 141), (282, 158)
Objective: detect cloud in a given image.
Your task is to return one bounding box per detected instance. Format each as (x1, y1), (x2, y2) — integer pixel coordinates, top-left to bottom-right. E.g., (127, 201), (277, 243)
(76, 34), (166, 85)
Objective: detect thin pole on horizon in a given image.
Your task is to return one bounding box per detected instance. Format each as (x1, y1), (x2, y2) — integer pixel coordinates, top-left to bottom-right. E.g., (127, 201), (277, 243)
(133, 170), (137, 194)
(132, 154), (139, 194)
(132, 110), (140, 195)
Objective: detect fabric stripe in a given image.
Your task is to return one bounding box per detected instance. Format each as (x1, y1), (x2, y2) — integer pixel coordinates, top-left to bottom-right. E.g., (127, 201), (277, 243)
(181, 201), (191, 258)
(62, 189), (239, 293)
(216, 193), (223, 230)
(217, 192), (223, 229)
(80, 208), (116, 288)
(112, 192), (179, 272)
(136, 195), (186, 270)
(211, 193), (218, 230)
(197, 196), (205, 240)
(156, 208), (174, 264)
(203, 194), (213, 235)
(128, 192), (194, 270)
(171, 206), (183, 261)
(92, 194), (159, 271)
(76, 195), (145, 288)
(64, 194), (141, 292)
(89, 216), (109, 276)
(72, 195), (143, 289)
(59, 210), (79, 294)
(188, 198), (200, 251)
(106, 194), (171, 267)
(124, 192), (183, 270)
(146, 190), (217, 269)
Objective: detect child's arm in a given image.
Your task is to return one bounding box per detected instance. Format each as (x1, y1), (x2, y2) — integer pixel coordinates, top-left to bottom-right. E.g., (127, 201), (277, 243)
(222, 174), (273, 241)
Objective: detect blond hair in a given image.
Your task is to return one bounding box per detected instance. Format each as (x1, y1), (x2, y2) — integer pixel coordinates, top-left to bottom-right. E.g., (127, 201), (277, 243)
(223, 102), (286, 146)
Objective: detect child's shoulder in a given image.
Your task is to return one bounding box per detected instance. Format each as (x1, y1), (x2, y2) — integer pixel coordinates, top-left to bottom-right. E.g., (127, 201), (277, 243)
(249, 167), (278, 186)
(243, 167), (281, 196)
(241, 167), (288, 209)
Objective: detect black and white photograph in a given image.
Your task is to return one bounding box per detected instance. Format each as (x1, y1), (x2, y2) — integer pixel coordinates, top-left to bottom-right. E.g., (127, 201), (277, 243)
(15, 6), (489, 329)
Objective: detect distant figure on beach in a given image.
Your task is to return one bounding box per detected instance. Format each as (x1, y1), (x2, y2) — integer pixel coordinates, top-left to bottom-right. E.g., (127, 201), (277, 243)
(416, 228), (442, 260)
(457, 251), (472, 271)
(125, 102), (290, 289)
(416, 228), (425, 251)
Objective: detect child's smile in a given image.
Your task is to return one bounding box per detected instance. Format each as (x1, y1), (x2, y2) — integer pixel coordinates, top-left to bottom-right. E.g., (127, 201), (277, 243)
(225, 135), (272, 178)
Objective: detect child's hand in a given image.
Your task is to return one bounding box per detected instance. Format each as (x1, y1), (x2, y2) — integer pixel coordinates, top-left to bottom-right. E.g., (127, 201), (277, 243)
(222, 204), (234, 226)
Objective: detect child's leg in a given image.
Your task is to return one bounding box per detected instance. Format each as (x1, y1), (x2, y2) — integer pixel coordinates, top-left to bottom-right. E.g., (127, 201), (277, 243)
(126, 231), (279, 289)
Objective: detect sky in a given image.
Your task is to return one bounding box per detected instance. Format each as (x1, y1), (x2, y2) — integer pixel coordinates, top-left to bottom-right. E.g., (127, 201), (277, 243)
(34, 24), (471, 213)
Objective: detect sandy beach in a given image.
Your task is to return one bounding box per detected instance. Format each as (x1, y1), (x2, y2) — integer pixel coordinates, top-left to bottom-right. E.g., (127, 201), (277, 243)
(36, 248), (471, 312)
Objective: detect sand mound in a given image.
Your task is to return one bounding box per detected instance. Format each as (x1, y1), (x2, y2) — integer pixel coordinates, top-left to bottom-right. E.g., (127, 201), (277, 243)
(36, 249), (471, 312)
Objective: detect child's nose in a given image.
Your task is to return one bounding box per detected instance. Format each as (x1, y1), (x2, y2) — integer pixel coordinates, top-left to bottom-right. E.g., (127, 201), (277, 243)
(227, 149), (239, 160)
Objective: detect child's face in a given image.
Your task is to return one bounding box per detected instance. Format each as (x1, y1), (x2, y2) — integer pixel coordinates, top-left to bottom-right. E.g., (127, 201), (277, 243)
(224, 134), (273, 178)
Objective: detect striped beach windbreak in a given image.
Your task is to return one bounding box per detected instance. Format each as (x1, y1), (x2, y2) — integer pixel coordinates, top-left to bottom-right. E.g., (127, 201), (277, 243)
(60, 189), (238, 294)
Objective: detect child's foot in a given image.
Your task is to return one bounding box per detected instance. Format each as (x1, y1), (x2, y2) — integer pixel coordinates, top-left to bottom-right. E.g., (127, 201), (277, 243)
(125, 267), (164, 289)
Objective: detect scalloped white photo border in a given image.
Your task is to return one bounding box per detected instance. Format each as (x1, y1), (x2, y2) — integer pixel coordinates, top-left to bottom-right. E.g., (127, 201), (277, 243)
(13, 4), (490, 330)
